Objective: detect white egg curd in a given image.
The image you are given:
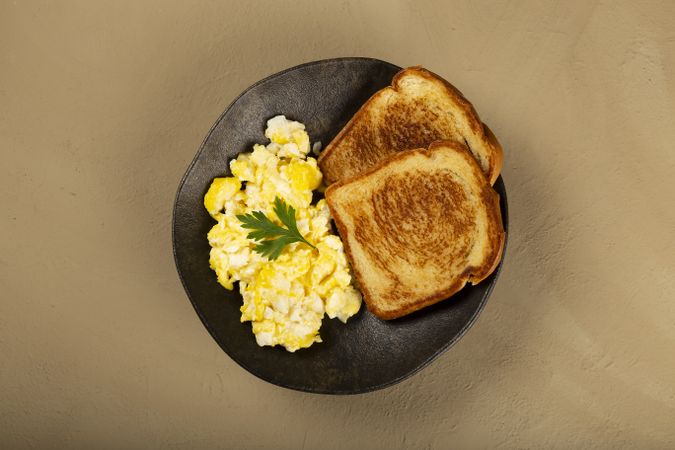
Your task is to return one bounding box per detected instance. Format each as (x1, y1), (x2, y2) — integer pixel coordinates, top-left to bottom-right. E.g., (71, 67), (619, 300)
(203, 115), (362, 352)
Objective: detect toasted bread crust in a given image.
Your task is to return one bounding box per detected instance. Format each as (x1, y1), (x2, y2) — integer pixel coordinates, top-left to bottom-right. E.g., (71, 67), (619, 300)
(482, 123), (504, 185)
(326, 141), (505, 320)
(318, 66), (503, 185)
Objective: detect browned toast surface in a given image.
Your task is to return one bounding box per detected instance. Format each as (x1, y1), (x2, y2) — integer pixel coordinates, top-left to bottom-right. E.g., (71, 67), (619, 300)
(325, 141), (504, 320)
(318, 66), (503, 185)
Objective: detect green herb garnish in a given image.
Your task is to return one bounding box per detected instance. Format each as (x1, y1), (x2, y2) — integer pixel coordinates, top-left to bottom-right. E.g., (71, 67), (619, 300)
(237, 197), (316, 260)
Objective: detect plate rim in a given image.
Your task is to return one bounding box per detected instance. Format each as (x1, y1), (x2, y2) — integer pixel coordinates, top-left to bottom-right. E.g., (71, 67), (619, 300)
(172, 57), (508, 395)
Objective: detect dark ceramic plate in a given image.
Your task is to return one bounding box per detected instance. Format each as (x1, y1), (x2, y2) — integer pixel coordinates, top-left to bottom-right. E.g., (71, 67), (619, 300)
(173, 57), (508, 394)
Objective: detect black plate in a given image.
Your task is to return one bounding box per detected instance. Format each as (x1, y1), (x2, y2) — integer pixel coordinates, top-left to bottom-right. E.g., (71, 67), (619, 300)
(173, 57), (508, 394)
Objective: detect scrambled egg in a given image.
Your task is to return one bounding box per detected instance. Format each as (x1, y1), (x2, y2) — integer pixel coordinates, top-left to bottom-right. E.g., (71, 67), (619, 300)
(204, 115), (362, 352)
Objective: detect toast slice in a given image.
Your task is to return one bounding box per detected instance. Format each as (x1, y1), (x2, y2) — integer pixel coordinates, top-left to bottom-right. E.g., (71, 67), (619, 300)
(318, 66), (503, 185)
(325, 141), (504, 320)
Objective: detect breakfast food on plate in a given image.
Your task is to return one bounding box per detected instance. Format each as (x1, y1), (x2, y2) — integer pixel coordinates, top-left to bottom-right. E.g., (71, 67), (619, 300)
(318, 66), (503, 185)
(201, 64), (506, 346)
(325, 141), (505, 320)
(204, 115), (361, 352)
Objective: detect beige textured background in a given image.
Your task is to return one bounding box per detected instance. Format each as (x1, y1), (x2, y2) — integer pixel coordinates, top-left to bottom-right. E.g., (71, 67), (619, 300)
(2, 0), (674, 448)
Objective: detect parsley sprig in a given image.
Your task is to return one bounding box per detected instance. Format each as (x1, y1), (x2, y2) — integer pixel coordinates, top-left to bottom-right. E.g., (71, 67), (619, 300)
(237, 197), (316, 260)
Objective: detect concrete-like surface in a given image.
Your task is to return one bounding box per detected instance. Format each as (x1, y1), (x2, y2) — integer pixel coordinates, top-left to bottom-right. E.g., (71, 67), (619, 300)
(2, 1), (674, 448)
